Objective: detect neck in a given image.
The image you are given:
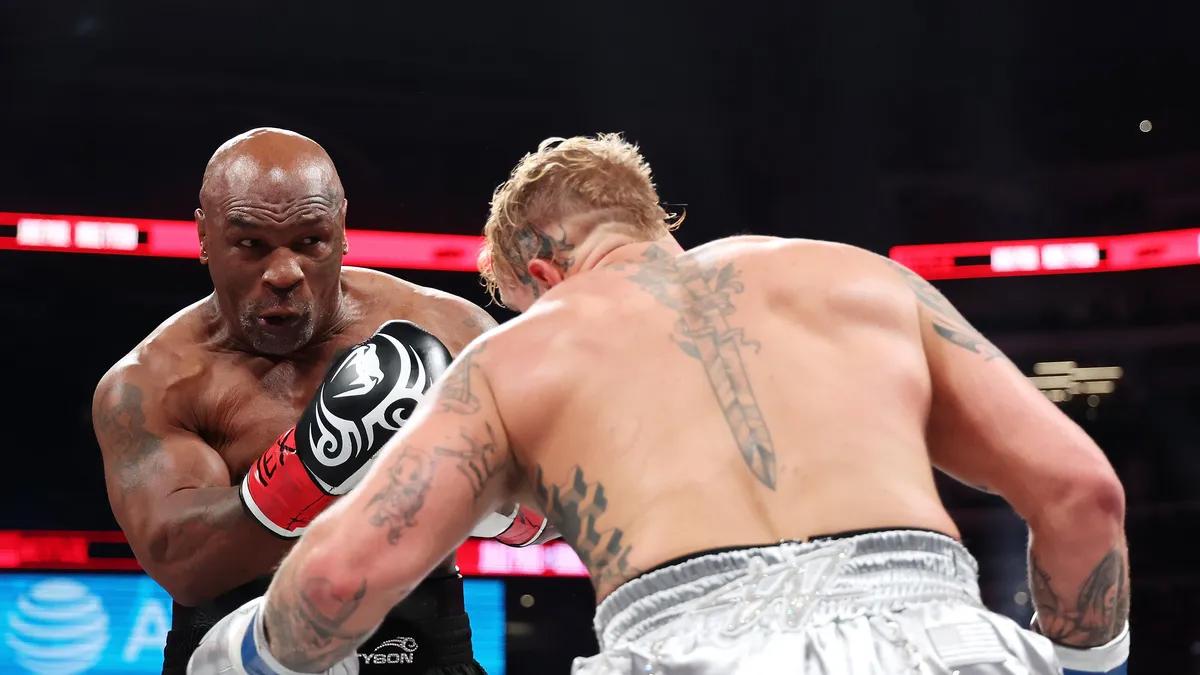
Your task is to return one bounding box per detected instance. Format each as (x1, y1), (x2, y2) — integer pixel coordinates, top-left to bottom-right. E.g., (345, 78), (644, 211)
(567, 222), (683, 275)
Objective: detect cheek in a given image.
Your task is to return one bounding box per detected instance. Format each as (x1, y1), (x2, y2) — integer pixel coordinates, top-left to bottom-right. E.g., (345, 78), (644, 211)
(307, 257), (343, 295)
(499, 282), (533, 311)
(209, 260), (255, 294)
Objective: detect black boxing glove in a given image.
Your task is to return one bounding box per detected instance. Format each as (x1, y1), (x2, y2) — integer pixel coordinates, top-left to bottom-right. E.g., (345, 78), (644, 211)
(240, 320), (453, 537)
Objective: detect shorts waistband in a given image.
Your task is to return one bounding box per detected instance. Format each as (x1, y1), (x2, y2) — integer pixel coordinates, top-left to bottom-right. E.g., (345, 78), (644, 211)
(630, 527), (956, 582)
(593, 529), (982, 650)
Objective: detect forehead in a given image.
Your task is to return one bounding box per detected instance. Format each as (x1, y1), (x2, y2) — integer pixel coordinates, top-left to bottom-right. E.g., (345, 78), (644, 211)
(217, 155), (338, 205)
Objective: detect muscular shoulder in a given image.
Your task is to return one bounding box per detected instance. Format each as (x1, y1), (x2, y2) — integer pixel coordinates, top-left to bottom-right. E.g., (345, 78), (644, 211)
(343, 266), (498, 355)
(699, 236), (900, 287)
(93, 299), (212, 433)
(466, 302), (566, 383)
(695, 235), (876, 268)
(687, 236), (921, 337)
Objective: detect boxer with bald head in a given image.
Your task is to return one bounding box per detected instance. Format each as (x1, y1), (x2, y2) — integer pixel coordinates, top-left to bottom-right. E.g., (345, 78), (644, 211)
(95, 128), (549, 674)
(192, 134), (1131, 675)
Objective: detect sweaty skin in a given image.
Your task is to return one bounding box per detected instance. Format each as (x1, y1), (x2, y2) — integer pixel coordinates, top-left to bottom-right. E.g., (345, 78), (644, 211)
(259, 230), (1128, 671)
(92, 128), (497, 607)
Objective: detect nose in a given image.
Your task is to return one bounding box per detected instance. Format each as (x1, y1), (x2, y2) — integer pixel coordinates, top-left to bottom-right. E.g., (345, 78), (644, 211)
(262, 249), (304, 295)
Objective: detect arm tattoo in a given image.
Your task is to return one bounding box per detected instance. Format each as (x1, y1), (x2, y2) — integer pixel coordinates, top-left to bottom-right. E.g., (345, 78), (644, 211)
(265, 567), (370, 671)
(535, 465), (640, 590)
(94, 382), (163, 490)
(886, 259), (1003, 360)
(626, 246), (777, 489)
(1030, 549), (1130, 646)
(365, 448), (437, 545)
(514, 224), (576, 298)
(432, 423), (508, 501)
(438, 343), (485, 415)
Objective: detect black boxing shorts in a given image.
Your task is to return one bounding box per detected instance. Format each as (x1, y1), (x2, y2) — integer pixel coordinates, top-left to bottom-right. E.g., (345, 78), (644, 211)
(161, 571), (485, 675)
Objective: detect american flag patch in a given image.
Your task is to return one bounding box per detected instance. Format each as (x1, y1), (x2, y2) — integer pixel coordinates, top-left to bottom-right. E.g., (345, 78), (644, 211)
(927, 621), (1008, 668)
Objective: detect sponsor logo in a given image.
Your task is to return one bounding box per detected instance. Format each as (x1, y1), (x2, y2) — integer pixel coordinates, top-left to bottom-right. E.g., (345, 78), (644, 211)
(5, 579), (109, 674)
(332, 343), (386, 399)
(358, 636), (418, 666)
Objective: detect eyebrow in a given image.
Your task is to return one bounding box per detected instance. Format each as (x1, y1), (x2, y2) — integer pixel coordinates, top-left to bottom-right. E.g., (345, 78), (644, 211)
(226, 214), (260, 228)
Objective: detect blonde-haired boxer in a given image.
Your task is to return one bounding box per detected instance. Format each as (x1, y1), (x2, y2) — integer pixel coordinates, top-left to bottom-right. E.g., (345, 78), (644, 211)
(191, 134), (1129, 675)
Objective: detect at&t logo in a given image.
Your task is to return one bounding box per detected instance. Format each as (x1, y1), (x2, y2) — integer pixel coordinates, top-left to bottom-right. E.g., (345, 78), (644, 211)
(5, 579), (109, 674)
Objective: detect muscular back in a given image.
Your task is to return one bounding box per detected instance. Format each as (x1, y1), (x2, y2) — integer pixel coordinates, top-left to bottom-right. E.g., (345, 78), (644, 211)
(488, 237), (960, 596)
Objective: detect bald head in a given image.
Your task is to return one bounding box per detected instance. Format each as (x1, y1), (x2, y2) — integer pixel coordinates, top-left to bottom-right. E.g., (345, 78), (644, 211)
(196, 128), (349, 356)
(199, 127), (344, 210)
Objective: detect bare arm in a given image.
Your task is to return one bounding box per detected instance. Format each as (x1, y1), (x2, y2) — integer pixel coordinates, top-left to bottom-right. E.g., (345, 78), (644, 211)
(888, 260), (1129, 648)
(262, 338), (516, 670)
(93, 365), (292, 606)
(416, 292), (563, 540)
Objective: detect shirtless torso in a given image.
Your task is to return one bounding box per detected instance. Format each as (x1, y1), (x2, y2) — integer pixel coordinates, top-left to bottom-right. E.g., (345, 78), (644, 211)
(488, 237), (960, 598)
(95, 267), (495, 671)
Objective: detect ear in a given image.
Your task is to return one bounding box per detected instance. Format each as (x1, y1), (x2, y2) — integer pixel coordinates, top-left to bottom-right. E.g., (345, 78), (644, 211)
(195, 208), (209, 264)
(527, 259), (565, 291)
(341, 198), (350, 254)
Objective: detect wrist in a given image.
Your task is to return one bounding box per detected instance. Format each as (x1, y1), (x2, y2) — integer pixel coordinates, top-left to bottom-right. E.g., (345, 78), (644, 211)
(240, 605), (319, 675)
(241, 429), (336, 538)
(1031, 614), (1130, 675)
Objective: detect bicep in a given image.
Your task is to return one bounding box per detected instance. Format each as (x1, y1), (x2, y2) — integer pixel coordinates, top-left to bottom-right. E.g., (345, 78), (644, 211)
(93, 377), (230, 537)
(919, 305), (1109, 518)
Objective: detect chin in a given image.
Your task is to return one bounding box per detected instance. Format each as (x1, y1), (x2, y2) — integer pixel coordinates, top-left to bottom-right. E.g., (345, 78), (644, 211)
(244, 322), (316, 356)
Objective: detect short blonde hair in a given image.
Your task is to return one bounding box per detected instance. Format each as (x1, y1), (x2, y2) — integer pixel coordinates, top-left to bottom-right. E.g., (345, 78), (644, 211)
(480, 133), (676, 302)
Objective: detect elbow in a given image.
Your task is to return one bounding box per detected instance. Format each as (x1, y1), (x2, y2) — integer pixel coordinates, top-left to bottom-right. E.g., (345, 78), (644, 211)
(138, 525), (218, 607)
(158, 576), (211, 608)
(139, 559), (211, 607)
(1030, 463), (1126, 540)
(286, 542), (406, 616)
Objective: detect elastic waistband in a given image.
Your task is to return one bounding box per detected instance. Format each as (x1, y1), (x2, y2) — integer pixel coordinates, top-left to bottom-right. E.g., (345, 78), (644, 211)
(593, 529), (982, 650)
(631, 527), (955, 582)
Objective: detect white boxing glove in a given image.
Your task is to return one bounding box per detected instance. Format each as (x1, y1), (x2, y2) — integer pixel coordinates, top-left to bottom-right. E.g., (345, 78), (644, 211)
(187, 596), (359, 675)
(1032, 614), (1130, 675)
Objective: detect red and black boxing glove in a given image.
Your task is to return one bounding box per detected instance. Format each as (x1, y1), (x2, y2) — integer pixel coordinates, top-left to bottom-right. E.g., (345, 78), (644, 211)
(240, 320), (453, 538)
(470, 504), (552, 547)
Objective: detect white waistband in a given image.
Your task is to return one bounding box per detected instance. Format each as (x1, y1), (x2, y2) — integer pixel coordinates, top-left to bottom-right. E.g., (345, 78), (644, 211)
(593, 530), (983, 650)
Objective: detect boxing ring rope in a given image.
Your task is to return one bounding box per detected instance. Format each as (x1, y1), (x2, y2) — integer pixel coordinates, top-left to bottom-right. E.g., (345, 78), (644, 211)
(4, 210), (1200, 278)
(0, 211), (483, 272)
(0, 530), (589, 578)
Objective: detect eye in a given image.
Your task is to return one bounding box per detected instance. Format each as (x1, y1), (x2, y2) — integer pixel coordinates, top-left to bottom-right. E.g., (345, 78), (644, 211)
(301, 236), (322, 246)
(237, 239), (259, 249)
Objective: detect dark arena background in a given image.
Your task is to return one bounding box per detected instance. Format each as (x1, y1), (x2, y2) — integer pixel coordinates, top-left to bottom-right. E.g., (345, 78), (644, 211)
(1, 2), (1198, 673)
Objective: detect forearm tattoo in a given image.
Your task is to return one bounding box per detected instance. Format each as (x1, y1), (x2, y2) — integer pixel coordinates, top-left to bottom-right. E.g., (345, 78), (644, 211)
(1030, 548), (1130, 646)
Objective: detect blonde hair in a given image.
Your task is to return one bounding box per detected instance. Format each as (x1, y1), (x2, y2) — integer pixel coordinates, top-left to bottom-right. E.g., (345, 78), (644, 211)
(480, 133), (677, 302)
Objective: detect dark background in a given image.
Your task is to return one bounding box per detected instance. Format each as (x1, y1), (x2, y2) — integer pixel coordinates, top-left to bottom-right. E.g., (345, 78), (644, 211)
(2, 2), (1198, 672)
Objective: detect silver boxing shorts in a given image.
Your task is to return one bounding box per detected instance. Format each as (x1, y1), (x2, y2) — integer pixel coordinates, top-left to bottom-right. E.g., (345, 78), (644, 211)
(574, 530), (1063, 674)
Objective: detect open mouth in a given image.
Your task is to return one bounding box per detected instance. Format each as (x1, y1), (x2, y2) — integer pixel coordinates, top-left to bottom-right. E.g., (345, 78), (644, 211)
(257, 309), (303, 329)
